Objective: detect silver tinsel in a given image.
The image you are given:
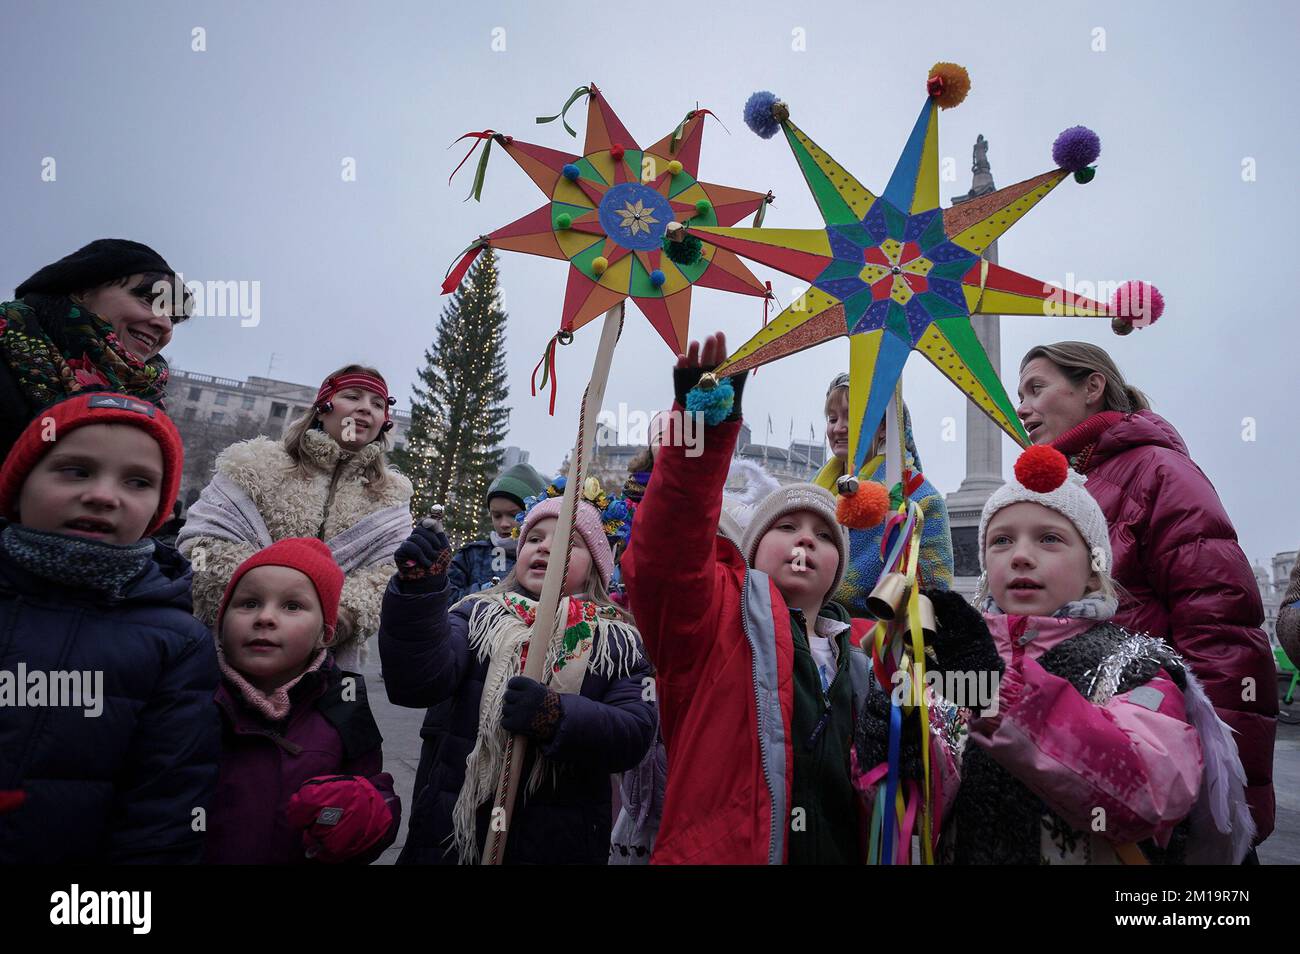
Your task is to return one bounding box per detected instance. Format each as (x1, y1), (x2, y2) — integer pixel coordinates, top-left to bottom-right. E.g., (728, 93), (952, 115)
(1085, 631), (1185, 704)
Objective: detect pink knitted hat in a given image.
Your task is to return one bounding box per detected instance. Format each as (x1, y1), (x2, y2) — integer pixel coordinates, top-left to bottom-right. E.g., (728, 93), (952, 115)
(519, 496), (615, 588)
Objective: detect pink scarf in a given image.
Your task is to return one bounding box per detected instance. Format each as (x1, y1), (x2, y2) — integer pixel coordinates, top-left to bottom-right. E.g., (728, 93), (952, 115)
(218, 648), (328, 721)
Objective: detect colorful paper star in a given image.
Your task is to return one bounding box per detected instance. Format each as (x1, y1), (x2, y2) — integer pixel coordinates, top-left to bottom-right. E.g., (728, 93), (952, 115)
(695, 66), (1129, 471)
(452, 84), (773, 354)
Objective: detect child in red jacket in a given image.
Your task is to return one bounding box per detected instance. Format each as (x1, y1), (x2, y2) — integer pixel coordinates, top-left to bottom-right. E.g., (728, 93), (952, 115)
(624, 332), (877, 865)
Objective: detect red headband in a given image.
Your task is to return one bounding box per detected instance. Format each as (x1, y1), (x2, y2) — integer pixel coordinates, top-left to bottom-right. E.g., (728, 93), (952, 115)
(314, 372), (395, 421)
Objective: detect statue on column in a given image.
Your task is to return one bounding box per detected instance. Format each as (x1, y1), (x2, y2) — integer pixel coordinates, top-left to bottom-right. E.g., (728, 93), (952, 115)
(972, 134), (989, 175)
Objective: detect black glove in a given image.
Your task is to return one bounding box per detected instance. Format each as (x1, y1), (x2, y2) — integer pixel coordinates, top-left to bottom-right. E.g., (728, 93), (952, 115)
(924, 588), (1003, 676)
(394, 523), (451, 592)
(672, 367), (748, 423)
(854, 681), (926, 780)
(500, 676), (562, 743)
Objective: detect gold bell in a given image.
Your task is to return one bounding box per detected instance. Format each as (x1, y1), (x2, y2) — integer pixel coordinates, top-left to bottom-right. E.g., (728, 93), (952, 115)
(697, 372), (718, 391)
(914, 593), (937, 641)
(866, 572), (909, 621)
(836, 474), (860, 495)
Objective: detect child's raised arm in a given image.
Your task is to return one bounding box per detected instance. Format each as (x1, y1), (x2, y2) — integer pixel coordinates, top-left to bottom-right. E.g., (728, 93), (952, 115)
(377, 522), (472, 709)
(622, 332), (746, 679)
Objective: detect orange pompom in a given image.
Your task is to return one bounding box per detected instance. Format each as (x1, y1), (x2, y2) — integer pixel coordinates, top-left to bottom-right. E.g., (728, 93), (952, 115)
(927, 62), (971, 109)
(836, 480), (891, 529)
(1014, 445), (1069, 493)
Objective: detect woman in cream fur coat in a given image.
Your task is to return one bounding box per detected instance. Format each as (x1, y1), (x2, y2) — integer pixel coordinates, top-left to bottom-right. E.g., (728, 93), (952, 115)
(179, 364), (413, 667)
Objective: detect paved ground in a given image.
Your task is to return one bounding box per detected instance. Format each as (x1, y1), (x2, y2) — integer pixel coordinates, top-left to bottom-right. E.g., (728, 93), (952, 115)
(363, 657), (1300, 865)
(1257, 682), (1300, 864)
(359, 655), (423, 865)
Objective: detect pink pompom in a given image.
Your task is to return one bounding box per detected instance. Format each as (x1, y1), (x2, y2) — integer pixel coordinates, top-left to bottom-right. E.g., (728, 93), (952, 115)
(1110, 280), (1164, 329)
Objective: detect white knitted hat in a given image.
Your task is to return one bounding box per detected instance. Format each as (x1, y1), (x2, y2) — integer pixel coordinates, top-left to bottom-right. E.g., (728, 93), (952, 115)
(718, 458), (782, 550)
(741, 482), (849, 601)
(978, 446), (1112, 574)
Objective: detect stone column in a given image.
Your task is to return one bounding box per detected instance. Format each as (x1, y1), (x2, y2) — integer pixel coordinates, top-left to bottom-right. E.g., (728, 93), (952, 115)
(945, 136), (1006, 588)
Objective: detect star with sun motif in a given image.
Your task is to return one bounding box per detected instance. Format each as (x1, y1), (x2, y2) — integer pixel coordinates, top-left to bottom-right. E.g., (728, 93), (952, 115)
(447, 84), (774, 355)
(688, 64), (1161, 473)
(617, 199), (659, 237)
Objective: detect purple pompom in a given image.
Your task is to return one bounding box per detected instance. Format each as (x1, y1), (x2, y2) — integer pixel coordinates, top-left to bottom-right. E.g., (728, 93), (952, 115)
(744, 91), (783, 139)
(1052, 126), (1101, 172)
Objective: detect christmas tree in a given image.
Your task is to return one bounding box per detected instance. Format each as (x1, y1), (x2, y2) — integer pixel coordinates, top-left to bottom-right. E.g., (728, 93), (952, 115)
(393, 248), (510, 547)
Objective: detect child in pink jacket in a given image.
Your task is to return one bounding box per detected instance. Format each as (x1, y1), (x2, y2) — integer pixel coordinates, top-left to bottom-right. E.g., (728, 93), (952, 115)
(923, 446), (1254, 864)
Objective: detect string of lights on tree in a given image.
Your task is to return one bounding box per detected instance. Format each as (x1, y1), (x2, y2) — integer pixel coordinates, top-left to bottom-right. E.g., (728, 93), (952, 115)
(392, 249), (510, 547)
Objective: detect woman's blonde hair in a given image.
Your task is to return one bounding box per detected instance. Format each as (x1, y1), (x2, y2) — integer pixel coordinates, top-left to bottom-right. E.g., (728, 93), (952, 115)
(1020, 342), (1151, 414)
(823, 373), (849, 418)
(282, 364), (393, 491)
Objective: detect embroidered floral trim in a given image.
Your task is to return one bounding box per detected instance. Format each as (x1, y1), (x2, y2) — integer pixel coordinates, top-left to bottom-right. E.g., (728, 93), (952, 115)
(501, 593), (618, 676)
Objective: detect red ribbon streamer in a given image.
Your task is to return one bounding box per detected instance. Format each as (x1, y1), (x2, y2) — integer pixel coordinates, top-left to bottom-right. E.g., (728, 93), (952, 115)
(441, 244), (486, 295)
(531, 334), (561, 416)
(449, 130), (495, 185)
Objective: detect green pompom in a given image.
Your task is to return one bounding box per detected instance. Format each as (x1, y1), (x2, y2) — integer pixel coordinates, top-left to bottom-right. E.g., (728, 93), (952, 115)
(663, 233), (703, 266)
(695, 199), (712, 216)
(1073, 166), (1096, 184)
(555, 213), (572, 229)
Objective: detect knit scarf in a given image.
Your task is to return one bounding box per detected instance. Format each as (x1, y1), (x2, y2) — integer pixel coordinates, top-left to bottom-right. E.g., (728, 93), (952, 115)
(981, 588), (1118, 620)
(1052, 411), (1126, 473)
(0, 523), (154, 599)
(0, 298), (169, 416)
(451, 590), (642, 864)
(217, 647), (328, 722)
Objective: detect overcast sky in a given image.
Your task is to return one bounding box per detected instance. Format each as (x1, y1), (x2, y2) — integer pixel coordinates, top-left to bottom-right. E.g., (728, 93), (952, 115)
(3, 0), (1296, 566)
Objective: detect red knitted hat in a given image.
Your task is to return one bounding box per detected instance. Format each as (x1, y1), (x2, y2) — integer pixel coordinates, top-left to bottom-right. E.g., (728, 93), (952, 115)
(0, 391), (183, 536)
(217, 538), (345, 638)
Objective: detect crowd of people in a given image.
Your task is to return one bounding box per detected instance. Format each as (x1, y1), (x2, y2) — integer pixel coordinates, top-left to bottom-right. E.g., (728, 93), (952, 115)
(0, 238), (1283, 865)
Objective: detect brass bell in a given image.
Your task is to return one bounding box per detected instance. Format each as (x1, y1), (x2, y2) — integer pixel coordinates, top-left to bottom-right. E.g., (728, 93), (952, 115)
(914, 593), (937, 641)
(866, 572), (909, 621)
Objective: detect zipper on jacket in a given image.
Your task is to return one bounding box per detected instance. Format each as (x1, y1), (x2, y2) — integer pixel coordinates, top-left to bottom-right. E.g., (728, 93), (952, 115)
(316, 456), (349, 539)
(233, 724), (304, 755)
(740, 576), (780, 865)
